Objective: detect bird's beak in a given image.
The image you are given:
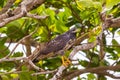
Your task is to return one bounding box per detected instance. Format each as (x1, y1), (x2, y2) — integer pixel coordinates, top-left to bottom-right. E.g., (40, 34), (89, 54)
(72, 29), (80, 33)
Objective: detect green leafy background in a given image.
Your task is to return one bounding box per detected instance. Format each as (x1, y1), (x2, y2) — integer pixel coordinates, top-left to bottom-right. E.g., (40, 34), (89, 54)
(0, 0), (120, 80)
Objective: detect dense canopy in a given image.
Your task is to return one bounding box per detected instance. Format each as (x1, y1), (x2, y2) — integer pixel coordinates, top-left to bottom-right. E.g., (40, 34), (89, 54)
(0, 0), (120, 80)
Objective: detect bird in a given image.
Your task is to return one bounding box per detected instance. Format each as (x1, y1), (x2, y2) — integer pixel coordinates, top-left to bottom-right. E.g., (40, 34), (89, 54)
(33, 27), (77, 66)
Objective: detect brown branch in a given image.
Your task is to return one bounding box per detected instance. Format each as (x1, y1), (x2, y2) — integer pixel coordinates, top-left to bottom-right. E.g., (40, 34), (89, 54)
(24, 36), (32, 56)
(63, 65), (120, 79)
(49, 65), (67, 80)
(103, 16), (120, 29)
(110, 17), (120, 28)
(69, 41), (98, 59)
(32, 69), (57, 76)
(27, 13), (49, 20)
(5, 27), (37, 58)
(2, 37), (39, 47)
(0, 56), (43, 71)
(0, 0), (26, 27)
(0, 57), (26, 62)
(0, 0), (45, 27)
(0, 11), (24, 27)
(27, 59), (43, 71)
(0, 0), (16, 15)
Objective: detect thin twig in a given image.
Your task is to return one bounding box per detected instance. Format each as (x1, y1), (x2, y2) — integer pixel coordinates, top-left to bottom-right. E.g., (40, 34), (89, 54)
(32, 69), (57, 76)
(5, 28), (37, 58)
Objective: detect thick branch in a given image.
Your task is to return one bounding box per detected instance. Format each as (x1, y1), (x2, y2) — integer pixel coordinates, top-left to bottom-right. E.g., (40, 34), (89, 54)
(69, 41), (98, 59)
(0, 57), (26, 62)
(0, 0), (45, 27)
(63, 65), (120, 79)
(103, 17), (120, 29)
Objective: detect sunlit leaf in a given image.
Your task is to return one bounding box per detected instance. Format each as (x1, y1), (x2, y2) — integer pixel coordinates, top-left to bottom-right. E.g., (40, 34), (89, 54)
(77, 0), (93, 10)
(1, 75), (9, 80)
(106, 0), (120, 9)
(14, 0), (22, 4)
(87, 73), (96, 80)
(19, 71), (37, 80)
(11, 74), (19, 79)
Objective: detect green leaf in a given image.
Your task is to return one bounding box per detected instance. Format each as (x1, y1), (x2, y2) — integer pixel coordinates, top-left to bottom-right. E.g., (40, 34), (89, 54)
(1, 75), (9, 80)
(0, 45), (10, 58)
(112, 39), (118, 45)
(0, 62), (15, 71)
(117, 30), (120, 35)
(42, 57), (61, 69)
(92, 57), (99, 65)
(87, 73), (96, 80)
(79, 60), (89, 67)
(6, 21), (24, 40)
(0, 27), (6, 33)
(55, 20), (68, 33)
(37, 26), (49, 42)
(0, 0), (6, 7)
(88, 36), (96, 42)
(77, 0), (94, 10)
(106, 0), (120, 9)
(12, 52), (23, 57)
(0, 37), (7, 46)
(19, 71), (37, 80)
(97, 75), (106, 80)
(10, 74), (18, 79)
(106, 46), (119, 60)
(93, 2), (102, 11)
(112, 39), (120, 56)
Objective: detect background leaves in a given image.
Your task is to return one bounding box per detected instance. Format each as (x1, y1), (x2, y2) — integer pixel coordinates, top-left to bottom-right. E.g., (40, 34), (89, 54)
(0, 0), (120, 80)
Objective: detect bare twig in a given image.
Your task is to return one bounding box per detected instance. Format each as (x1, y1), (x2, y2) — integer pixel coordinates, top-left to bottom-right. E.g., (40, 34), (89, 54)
(32, 69), (57, 76)
(27, 59), (43, 71)
(69, 41), (98, 59)
(27, 13), (49, 20)
(5, 28), (37, 58)
(0, 57), (26, 62)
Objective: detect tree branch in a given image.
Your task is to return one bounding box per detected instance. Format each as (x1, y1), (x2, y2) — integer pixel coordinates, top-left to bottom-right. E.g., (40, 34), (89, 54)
(0, 0), (45, 27)
(32, 69), (57, 76)
(63, 65), (120, 79)
(0, 0), (16, 15)
(5, 27), (37, 58)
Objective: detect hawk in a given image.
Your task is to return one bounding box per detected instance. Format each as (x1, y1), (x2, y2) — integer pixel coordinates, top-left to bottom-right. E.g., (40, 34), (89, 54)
(33, 27), (77, 64)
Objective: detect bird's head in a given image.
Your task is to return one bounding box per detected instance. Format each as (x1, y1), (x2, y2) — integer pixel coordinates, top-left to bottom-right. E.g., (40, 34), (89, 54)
(67, 27), (79, 34)
(65, 27), (79, 39)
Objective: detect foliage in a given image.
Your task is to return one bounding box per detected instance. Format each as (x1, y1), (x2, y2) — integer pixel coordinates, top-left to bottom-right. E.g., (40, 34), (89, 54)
(0, 0), (120, 80)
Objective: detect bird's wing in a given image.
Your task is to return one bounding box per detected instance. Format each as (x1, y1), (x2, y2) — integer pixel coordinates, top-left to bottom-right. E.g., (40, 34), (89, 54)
(40, 35), (69, 54)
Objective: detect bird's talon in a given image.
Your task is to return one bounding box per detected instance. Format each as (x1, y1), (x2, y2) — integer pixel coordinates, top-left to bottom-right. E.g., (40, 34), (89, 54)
(62, 56), (71, 67)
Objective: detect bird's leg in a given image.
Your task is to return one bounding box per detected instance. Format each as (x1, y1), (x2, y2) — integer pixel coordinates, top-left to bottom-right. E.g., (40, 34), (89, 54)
(62, 56), (71, 67)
